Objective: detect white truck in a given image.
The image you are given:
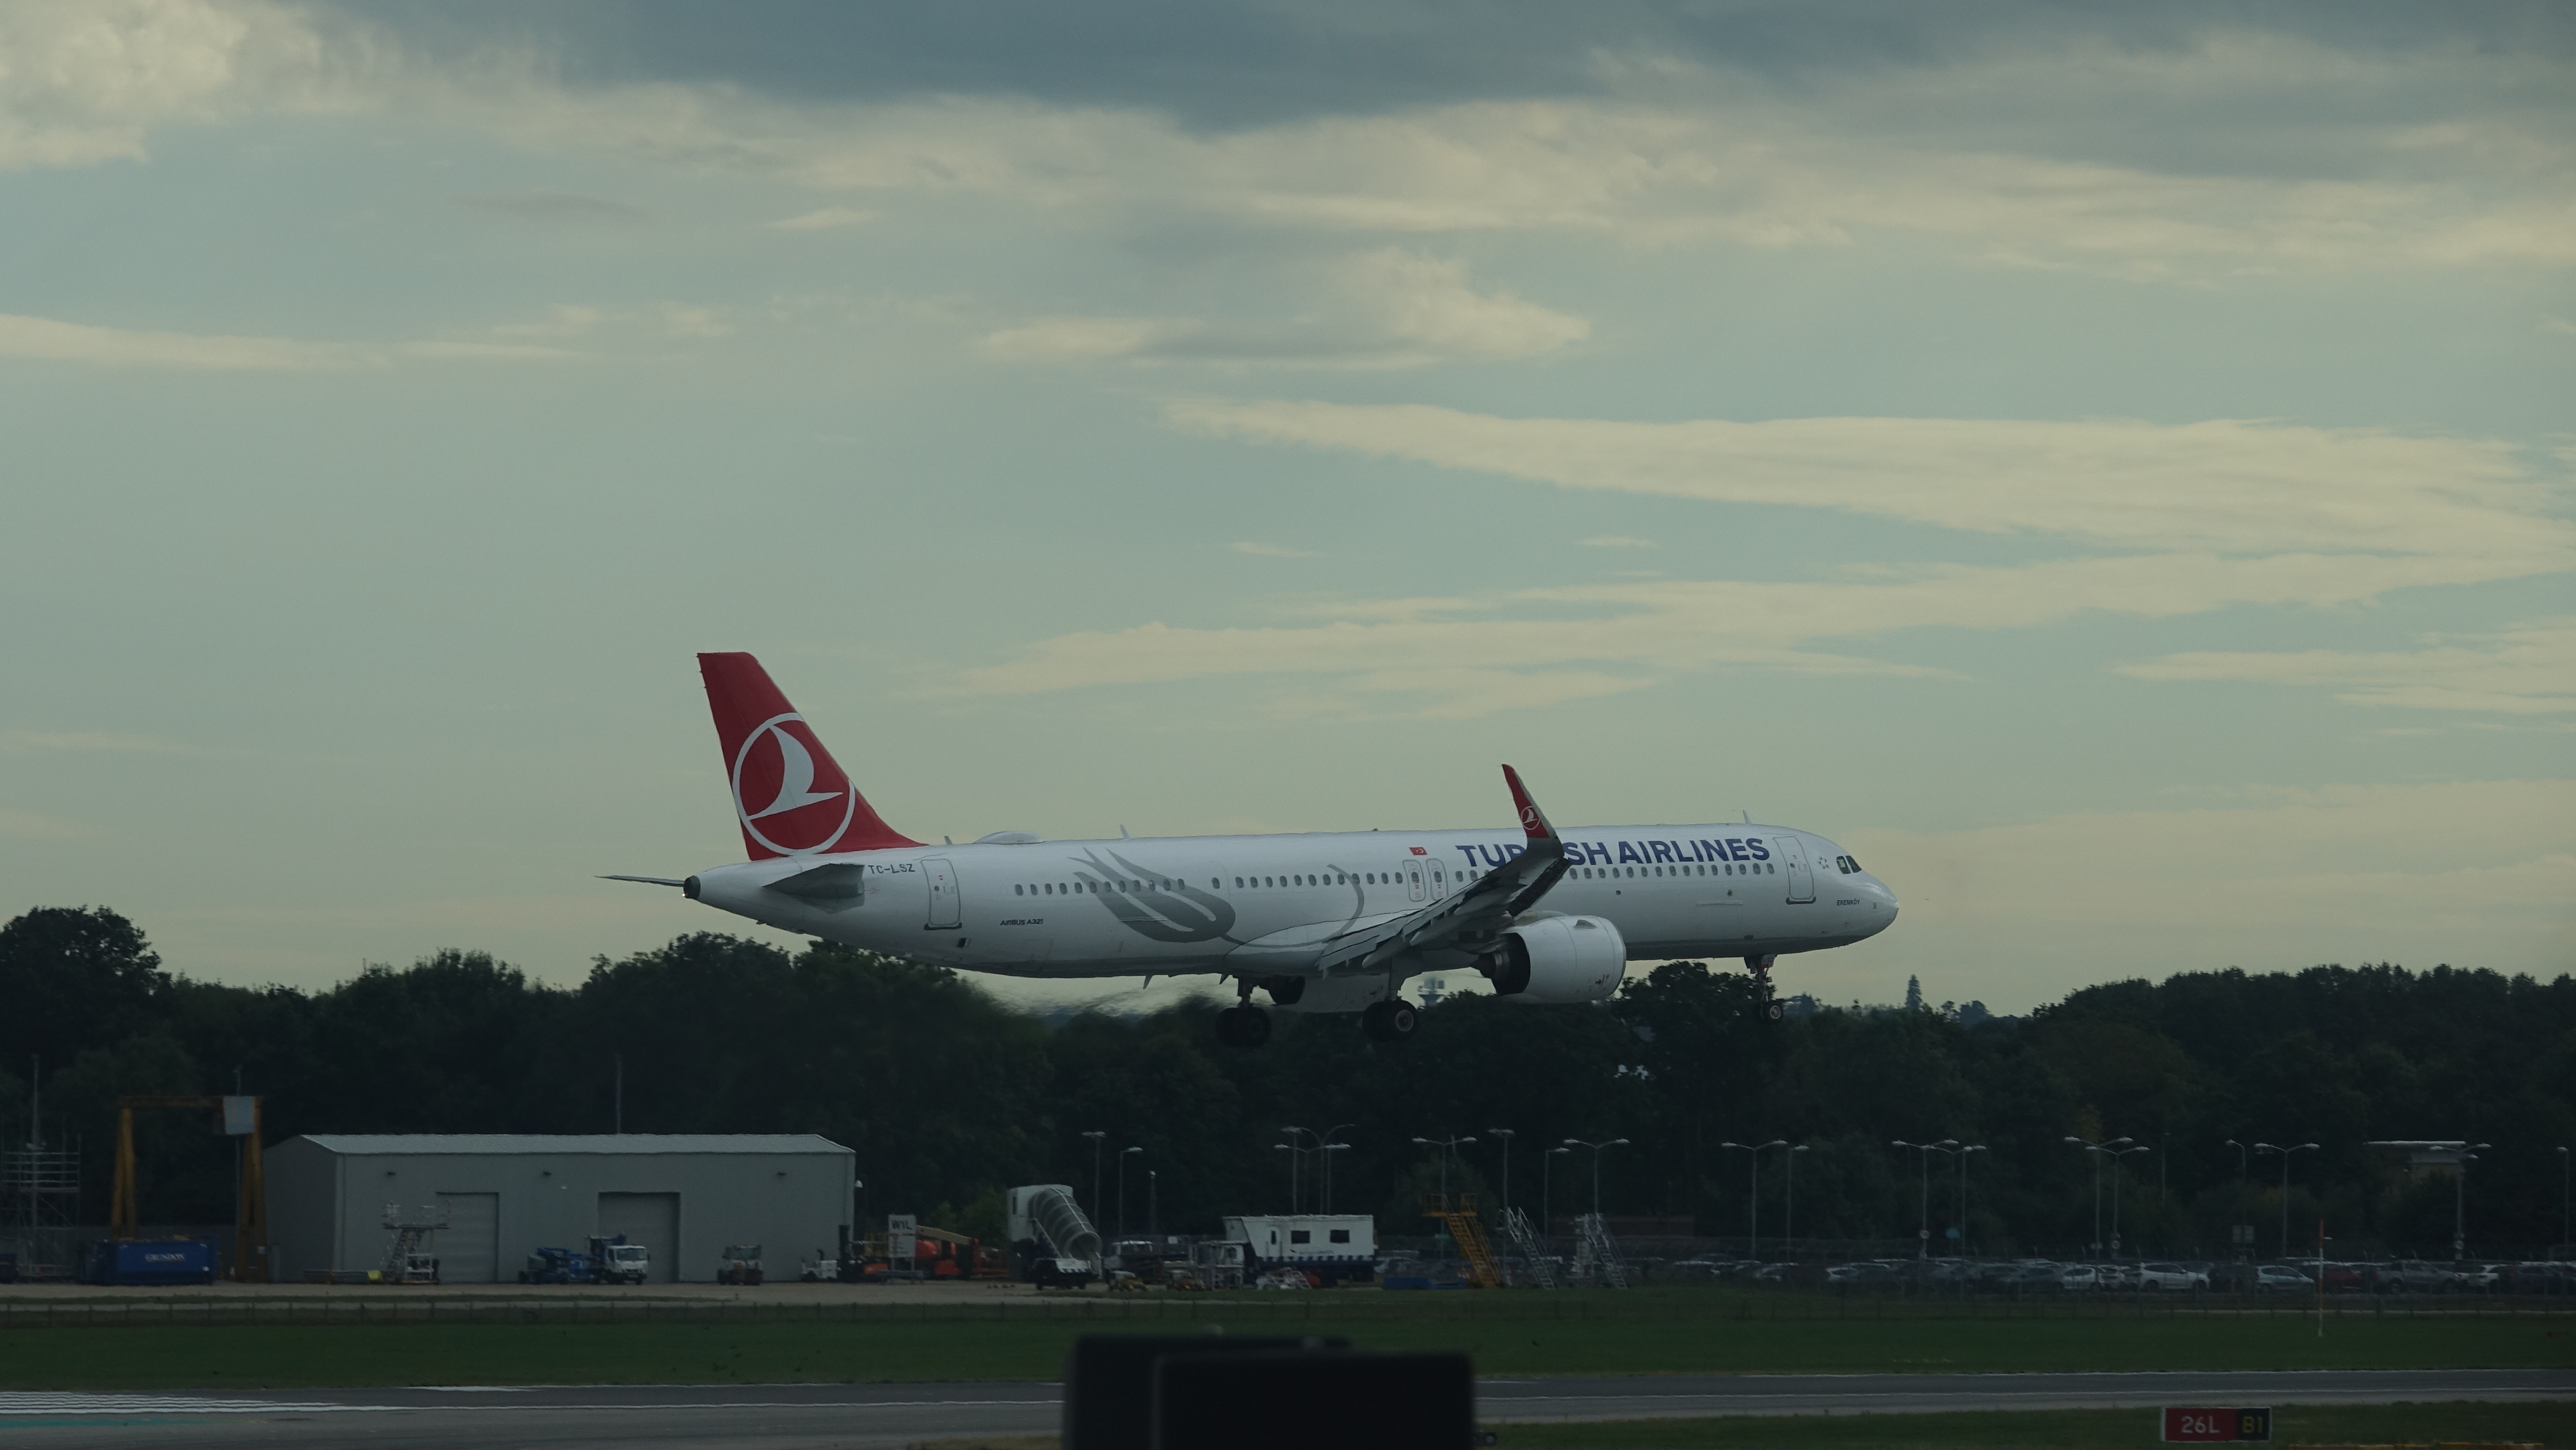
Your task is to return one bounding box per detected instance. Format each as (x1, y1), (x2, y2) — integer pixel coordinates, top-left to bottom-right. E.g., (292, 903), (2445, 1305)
(1224, 1215), (1377, 1286)
(1006, 1184), (1101, 1289)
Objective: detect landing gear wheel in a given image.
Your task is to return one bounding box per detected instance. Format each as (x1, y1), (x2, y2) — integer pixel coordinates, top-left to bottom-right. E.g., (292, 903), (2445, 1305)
(1216, 1005), (1272, 1047)
(1743, 953), (1780, 1023)
(1361, 999), (1419, 1043)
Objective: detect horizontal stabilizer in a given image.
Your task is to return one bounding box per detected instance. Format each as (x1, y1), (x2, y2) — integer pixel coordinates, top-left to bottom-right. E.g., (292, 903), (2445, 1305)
(600, 875), (688, 888)
(765, 862), (866, 901)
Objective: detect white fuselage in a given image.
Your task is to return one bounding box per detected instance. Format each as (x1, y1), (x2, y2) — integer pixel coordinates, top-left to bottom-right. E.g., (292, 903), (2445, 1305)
(684, 821), (1897, 987)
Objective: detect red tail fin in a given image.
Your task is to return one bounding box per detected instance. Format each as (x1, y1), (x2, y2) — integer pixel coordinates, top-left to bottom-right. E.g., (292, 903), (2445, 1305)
(698, 653), (919, 859)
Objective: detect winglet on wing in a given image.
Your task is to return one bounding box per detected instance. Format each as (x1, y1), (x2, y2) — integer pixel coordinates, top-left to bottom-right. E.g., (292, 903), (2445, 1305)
(1501, 764), (1558, 845)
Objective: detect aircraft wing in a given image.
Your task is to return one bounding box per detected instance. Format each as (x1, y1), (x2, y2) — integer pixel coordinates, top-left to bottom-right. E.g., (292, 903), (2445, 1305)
(1312, 765), (1570, 975)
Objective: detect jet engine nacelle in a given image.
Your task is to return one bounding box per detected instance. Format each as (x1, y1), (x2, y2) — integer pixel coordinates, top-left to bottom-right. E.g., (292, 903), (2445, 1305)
(1482, 915), (1626, 1003)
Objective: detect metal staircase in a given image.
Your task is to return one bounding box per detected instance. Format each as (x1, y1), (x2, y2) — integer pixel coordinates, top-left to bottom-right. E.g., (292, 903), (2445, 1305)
(1422, 1193), (1502, 1289)
(1497, 1207), (1557, 1289)
(1576, 1212), (1628, 1288)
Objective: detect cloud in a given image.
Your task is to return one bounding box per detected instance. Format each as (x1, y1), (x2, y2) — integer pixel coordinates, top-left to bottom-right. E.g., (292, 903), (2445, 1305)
(1231, 541), (1317, 558)
(0, 0), (355, 170)
(0, 312), (377, 370)
(766, 205), (872, 231)
(1583, 535), (1658, 548)
(2119, 618), (2576, 714)
(983, 250), (1587, 369)
(1165, 400), (2576, 564)
(0, 730), (190, 753)
(1832, 779), (2576, 998)
(0, 806), (100, 839)
(451, 190), (650, 225)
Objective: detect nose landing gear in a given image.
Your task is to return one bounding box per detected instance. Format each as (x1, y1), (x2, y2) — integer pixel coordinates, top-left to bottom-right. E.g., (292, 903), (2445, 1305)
(1744, 954), (1784, 1021)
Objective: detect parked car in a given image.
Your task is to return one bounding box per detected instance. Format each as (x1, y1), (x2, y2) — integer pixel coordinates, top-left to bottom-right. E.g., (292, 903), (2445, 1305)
(1998, 1261), (2062, 1293)
(2372, 1259), (2450, 1294)
(2135, 1262), (2208, 1290)
(2452, 1264), (2501, 1290)
(2253, 1264), (2312, 1292)
(1826, 1260), (1899, 1285)
(2058, 1265), (2101, 1291)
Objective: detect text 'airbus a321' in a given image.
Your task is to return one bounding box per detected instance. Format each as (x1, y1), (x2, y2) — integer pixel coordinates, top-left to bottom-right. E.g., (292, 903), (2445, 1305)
(609, 654), (1899, 1046)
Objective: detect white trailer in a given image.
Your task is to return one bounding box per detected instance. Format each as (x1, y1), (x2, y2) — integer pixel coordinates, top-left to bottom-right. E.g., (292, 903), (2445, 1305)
(1223, 1215), (1376, 1285)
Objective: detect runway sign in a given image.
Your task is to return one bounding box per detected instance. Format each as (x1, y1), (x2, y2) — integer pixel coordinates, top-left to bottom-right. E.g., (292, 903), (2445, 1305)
(2162, 1406), (2272, 1442)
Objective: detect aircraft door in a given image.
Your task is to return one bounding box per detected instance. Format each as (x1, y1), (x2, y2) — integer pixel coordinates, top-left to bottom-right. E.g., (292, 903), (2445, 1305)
(1402, 855), (1426, 902)
(923, 857), (962, 929)
(1772, 837), (1816, 903)
(1426, 854), (1448, 900)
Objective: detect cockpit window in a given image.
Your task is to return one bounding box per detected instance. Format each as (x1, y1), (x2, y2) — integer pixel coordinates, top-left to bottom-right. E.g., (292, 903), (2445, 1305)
(1843, 855), (1863, 874)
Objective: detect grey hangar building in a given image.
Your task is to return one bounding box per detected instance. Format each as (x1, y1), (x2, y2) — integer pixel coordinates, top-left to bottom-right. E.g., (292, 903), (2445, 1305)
(267, 1135), (857, 1284)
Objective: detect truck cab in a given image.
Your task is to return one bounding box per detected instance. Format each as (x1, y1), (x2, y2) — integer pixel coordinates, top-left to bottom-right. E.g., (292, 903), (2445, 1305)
(591, 1235), (651, 1285)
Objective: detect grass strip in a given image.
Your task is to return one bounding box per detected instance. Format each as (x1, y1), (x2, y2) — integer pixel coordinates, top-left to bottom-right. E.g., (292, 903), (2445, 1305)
(2, 1314), (2568, 1390)
(1491, 1400), (2572, 1449)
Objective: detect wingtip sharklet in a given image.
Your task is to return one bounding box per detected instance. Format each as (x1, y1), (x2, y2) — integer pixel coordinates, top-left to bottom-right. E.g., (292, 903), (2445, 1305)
(1500, 763), (1558, 843)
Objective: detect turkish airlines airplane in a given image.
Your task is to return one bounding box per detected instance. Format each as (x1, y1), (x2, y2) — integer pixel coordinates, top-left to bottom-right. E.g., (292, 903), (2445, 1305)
(611, 654), (1898, 1046)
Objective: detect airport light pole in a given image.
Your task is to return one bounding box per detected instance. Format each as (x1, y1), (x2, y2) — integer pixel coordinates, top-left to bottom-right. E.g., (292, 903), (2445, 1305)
(1486, 1129), (1517, 1213)
(2106, 1145), (2149, 1259)
(1719, 1140), (1787, 1259)
(1118, 1146), (1143, 1240)
(1784, 1144), (1810, 1257)
(1272, 1143), (1296, 1212)
(2255, 1141), (2319, 1262)
(1894, 1140), (1958, 1258)
(1148, 1170), (1157, 1238)
(2559, 1147), (2569, 1257)
(2452, 1143), (2491, 1261)
(1940, 1144), (1988, 1256)
(2065, 1136), (2133, 1260)
(2225, 1139), (2252, 1261)
(1413, 1134), (1477, 1205)
(1080, 1130), (1107, 1225)
(1543, 1146), (1570, 1244)
(1563, 1138), (1628, 1219)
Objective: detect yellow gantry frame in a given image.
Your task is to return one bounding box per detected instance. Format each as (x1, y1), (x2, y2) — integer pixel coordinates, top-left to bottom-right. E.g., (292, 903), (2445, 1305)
(109, 1095), (270, 1282)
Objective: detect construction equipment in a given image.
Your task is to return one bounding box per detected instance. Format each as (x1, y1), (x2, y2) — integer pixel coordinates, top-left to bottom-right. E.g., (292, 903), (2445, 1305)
(590, 1234), (649, 1284)
(1498, 1206), (1558, 1289)
(381, 1203), (446, 1283)
(520, 1246), (596, 1284)
(1421, 1194), (1501, 1289)
(718, 1243), (764, 1285)
(1575, 1212), (1628, 1288)
(109, 1095), (268, 1281)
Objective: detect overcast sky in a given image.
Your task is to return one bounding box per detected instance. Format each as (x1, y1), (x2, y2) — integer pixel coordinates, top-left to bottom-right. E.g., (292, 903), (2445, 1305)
(2, 0), (2568, 1013)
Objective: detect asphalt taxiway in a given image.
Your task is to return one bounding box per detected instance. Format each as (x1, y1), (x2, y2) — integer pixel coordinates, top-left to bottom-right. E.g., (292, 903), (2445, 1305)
(0, 1369), (2566, 1447)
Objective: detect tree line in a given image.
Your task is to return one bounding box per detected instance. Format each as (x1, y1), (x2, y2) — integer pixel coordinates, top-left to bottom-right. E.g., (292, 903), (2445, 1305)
(6, 905), (2572, 1261)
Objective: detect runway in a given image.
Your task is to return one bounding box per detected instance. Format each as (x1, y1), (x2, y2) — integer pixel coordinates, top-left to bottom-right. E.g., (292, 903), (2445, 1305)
(0, 1369), (2565, 1447)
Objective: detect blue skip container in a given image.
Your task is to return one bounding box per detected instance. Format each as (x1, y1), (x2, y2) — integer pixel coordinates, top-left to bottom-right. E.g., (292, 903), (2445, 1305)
(80, 1239), (217, 1286)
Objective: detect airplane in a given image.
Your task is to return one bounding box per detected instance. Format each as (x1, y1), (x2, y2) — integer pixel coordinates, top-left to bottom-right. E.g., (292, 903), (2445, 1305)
(609, 653), (1898, 1046)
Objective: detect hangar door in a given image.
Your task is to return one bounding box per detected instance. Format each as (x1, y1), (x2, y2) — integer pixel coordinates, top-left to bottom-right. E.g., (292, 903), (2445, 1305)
(597, 1192), (680, 1282)
(436, 1192), (500, 1283)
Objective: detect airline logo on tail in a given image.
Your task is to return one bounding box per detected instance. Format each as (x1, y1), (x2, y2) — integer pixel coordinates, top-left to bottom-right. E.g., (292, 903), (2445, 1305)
(699, 652), (921, 859)
(732, 713), (856, 856)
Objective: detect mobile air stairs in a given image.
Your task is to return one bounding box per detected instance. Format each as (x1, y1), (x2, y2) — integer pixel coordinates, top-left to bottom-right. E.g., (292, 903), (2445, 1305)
(1573, 1212), (1628, 1288)
(1497, 1206), (1557, 1289)
(1421, 1193), (1502, 1289)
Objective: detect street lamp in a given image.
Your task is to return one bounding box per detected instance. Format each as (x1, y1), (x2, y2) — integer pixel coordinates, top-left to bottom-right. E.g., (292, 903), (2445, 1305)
(1281, 1125), (1353, 1216)
(2559, 1146), (2570, 1259)
(2065, 1136), (2134, 1260)
(1894, 1140), (1959, 1258)
(1543, 1146), (1571, 1244)
(1486, 1129), (1517, 1212)
(1718, 1140), (1787, 1258)
(1784, 1144), (1810, 1257)
(1937, 1144), (1988, 1256)
(2254, 1142), (2319, 1262)
(1080, 1130), (1107, 1225)
(2106, 1144), (2149, 1259)
(2224, 1139), (2252, 1261)
(2452, 1143), (2491, 1262)
(1562, 1138), (1629, 1219)
(1272, 1143), (1294, 1212)
(1118, 1145), (1143, 1240)
(1321, 1143), (1352, 1213)
(1412, 1134), (1478, 1205)
(1148, 1169), (1158, 1238)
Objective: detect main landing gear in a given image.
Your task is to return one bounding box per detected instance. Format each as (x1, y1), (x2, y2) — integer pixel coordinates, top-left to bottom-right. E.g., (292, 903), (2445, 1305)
(1216, 975), (1271, 1048)
(1361, 999), (1418, 1043)
(1745, 954), (1784, 1022)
